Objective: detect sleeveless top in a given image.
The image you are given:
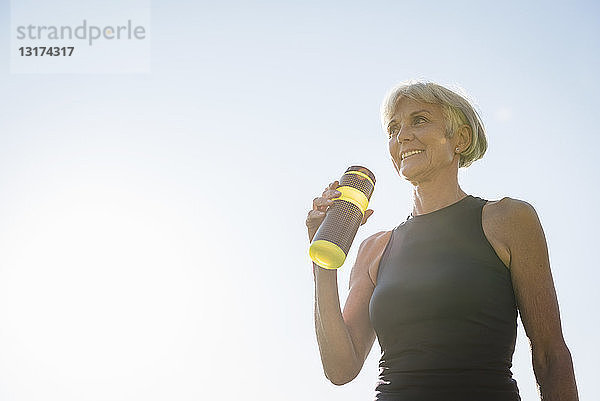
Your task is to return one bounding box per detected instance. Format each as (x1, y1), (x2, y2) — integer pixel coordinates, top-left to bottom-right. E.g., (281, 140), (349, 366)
(368, 195), (521, 401)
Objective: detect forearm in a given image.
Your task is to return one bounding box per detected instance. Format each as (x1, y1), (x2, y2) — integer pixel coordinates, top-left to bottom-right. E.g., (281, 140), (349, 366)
(313, 264), (360, 384)
(534, 346), (578, 401)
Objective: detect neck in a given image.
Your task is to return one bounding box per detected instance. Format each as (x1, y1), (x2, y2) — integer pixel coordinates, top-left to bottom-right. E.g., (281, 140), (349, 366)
(410, 168), (467, 217)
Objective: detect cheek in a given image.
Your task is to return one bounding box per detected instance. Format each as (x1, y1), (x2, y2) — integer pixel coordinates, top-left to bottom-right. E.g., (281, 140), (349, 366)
(438, 138), (451, 157)
(388, 141), (400, 170)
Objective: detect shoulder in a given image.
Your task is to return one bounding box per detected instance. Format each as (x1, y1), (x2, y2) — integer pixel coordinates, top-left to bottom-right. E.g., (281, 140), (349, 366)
(484, 196), (540, 229)
(483, 196), (543, 264)
(352, 230), (393, 286)
(356, 230), (393, 262)
(358, 230), (392, 251)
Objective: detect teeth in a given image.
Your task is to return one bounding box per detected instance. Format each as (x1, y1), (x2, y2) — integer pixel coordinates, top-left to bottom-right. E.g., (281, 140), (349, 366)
(401, 150), (424, 160)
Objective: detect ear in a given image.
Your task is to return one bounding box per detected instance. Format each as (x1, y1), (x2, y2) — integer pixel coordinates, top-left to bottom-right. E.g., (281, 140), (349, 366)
(456, 124), (472, 151)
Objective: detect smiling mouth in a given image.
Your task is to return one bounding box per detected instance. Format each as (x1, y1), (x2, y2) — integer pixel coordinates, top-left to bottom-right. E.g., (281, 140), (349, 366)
(401, 150), (424, 161)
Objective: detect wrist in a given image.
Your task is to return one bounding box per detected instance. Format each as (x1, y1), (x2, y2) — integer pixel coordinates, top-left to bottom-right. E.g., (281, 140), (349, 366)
(313, 262), (337, 279)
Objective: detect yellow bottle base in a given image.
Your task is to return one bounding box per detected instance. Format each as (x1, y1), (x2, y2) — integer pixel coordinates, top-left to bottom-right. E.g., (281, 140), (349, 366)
(309, 240), (347, 269)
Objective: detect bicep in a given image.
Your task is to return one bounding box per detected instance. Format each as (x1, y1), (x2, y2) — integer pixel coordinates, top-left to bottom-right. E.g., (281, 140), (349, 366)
(507, 201), (566, 354)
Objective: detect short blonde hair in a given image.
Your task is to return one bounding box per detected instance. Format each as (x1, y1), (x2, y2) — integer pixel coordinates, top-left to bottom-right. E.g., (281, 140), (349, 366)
(381, 80), (487, 168)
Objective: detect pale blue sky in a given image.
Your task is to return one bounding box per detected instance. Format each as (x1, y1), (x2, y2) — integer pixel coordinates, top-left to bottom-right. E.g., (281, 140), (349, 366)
(0, 1), (598, 400)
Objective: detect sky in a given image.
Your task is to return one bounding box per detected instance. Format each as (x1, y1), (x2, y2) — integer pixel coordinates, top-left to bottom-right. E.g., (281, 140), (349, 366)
(0, 1), (599, 400)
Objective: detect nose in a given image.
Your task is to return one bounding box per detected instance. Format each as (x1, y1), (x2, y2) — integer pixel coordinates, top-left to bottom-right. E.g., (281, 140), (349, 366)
(393, 125), (412, 143)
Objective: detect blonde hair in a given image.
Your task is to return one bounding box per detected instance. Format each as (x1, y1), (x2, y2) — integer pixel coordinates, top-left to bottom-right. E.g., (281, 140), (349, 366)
(380, 80), (487, 168)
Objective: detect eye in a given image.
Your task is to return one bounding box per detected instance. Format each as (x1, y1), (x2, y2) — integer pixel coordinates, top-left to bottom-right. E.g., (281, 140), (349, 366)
(387, 126), (399, 138)
(413, 116), (428, 124)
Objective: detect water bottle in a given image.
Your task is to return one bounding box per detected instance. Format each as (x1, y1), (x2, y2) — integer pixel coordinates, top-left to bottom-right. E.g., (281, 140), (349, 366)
(309, 165), (375, 269)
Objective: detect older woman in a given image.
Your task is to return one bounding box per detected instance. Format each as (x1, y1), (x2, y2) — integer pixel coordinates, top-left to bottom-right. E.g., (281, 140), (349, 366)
(306, 81), (578, 401)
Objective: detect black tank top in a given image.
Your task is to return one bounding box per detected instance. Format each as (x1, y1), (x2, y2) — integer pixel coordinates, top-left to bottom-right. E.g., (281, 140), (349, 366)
(369, 195), (520, 401)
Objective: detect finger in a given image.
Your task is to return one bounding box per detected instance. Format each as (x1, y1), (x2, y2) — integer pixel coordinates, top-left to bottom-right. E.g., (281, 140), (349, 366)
(307, 209), (326, 220)
(306, 209), (326, 226)
(322, 188), (342, 199)
(360, 209), (374, 225)
(312, 196), (334, 211)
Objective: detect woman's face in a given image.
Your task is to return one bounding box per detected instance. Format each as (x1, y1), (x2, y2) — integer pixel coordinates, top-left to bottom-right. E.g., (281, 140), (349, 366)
(387, 97), (459, 184)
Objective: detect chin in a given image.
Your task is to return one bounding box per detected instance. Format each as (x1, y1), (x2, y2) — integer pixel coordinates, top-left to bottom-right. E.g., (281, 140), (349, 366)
(399, 164), (416, 178)
(399, 165), (424, 184)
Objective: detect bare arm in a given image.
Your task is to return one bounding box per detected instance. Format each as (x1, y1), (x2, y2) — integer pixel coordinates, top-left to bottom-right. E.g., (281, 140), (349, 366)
(313, 231), (388, 385)
(307, 180), (380, 385)
(502, 198), (578, 401)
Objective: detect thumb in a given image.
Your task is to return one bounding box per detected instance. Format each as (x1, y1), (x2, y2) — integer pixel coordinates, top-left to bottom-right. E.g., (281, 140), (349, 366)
(361, 209), (374, 225)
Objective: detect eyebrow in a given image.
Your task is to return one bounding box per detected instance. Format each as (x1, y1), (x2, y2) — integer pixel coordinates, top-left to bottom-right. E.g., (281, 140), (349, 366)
(387, 109), (433, 129)
(410, 109), (432, 116)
